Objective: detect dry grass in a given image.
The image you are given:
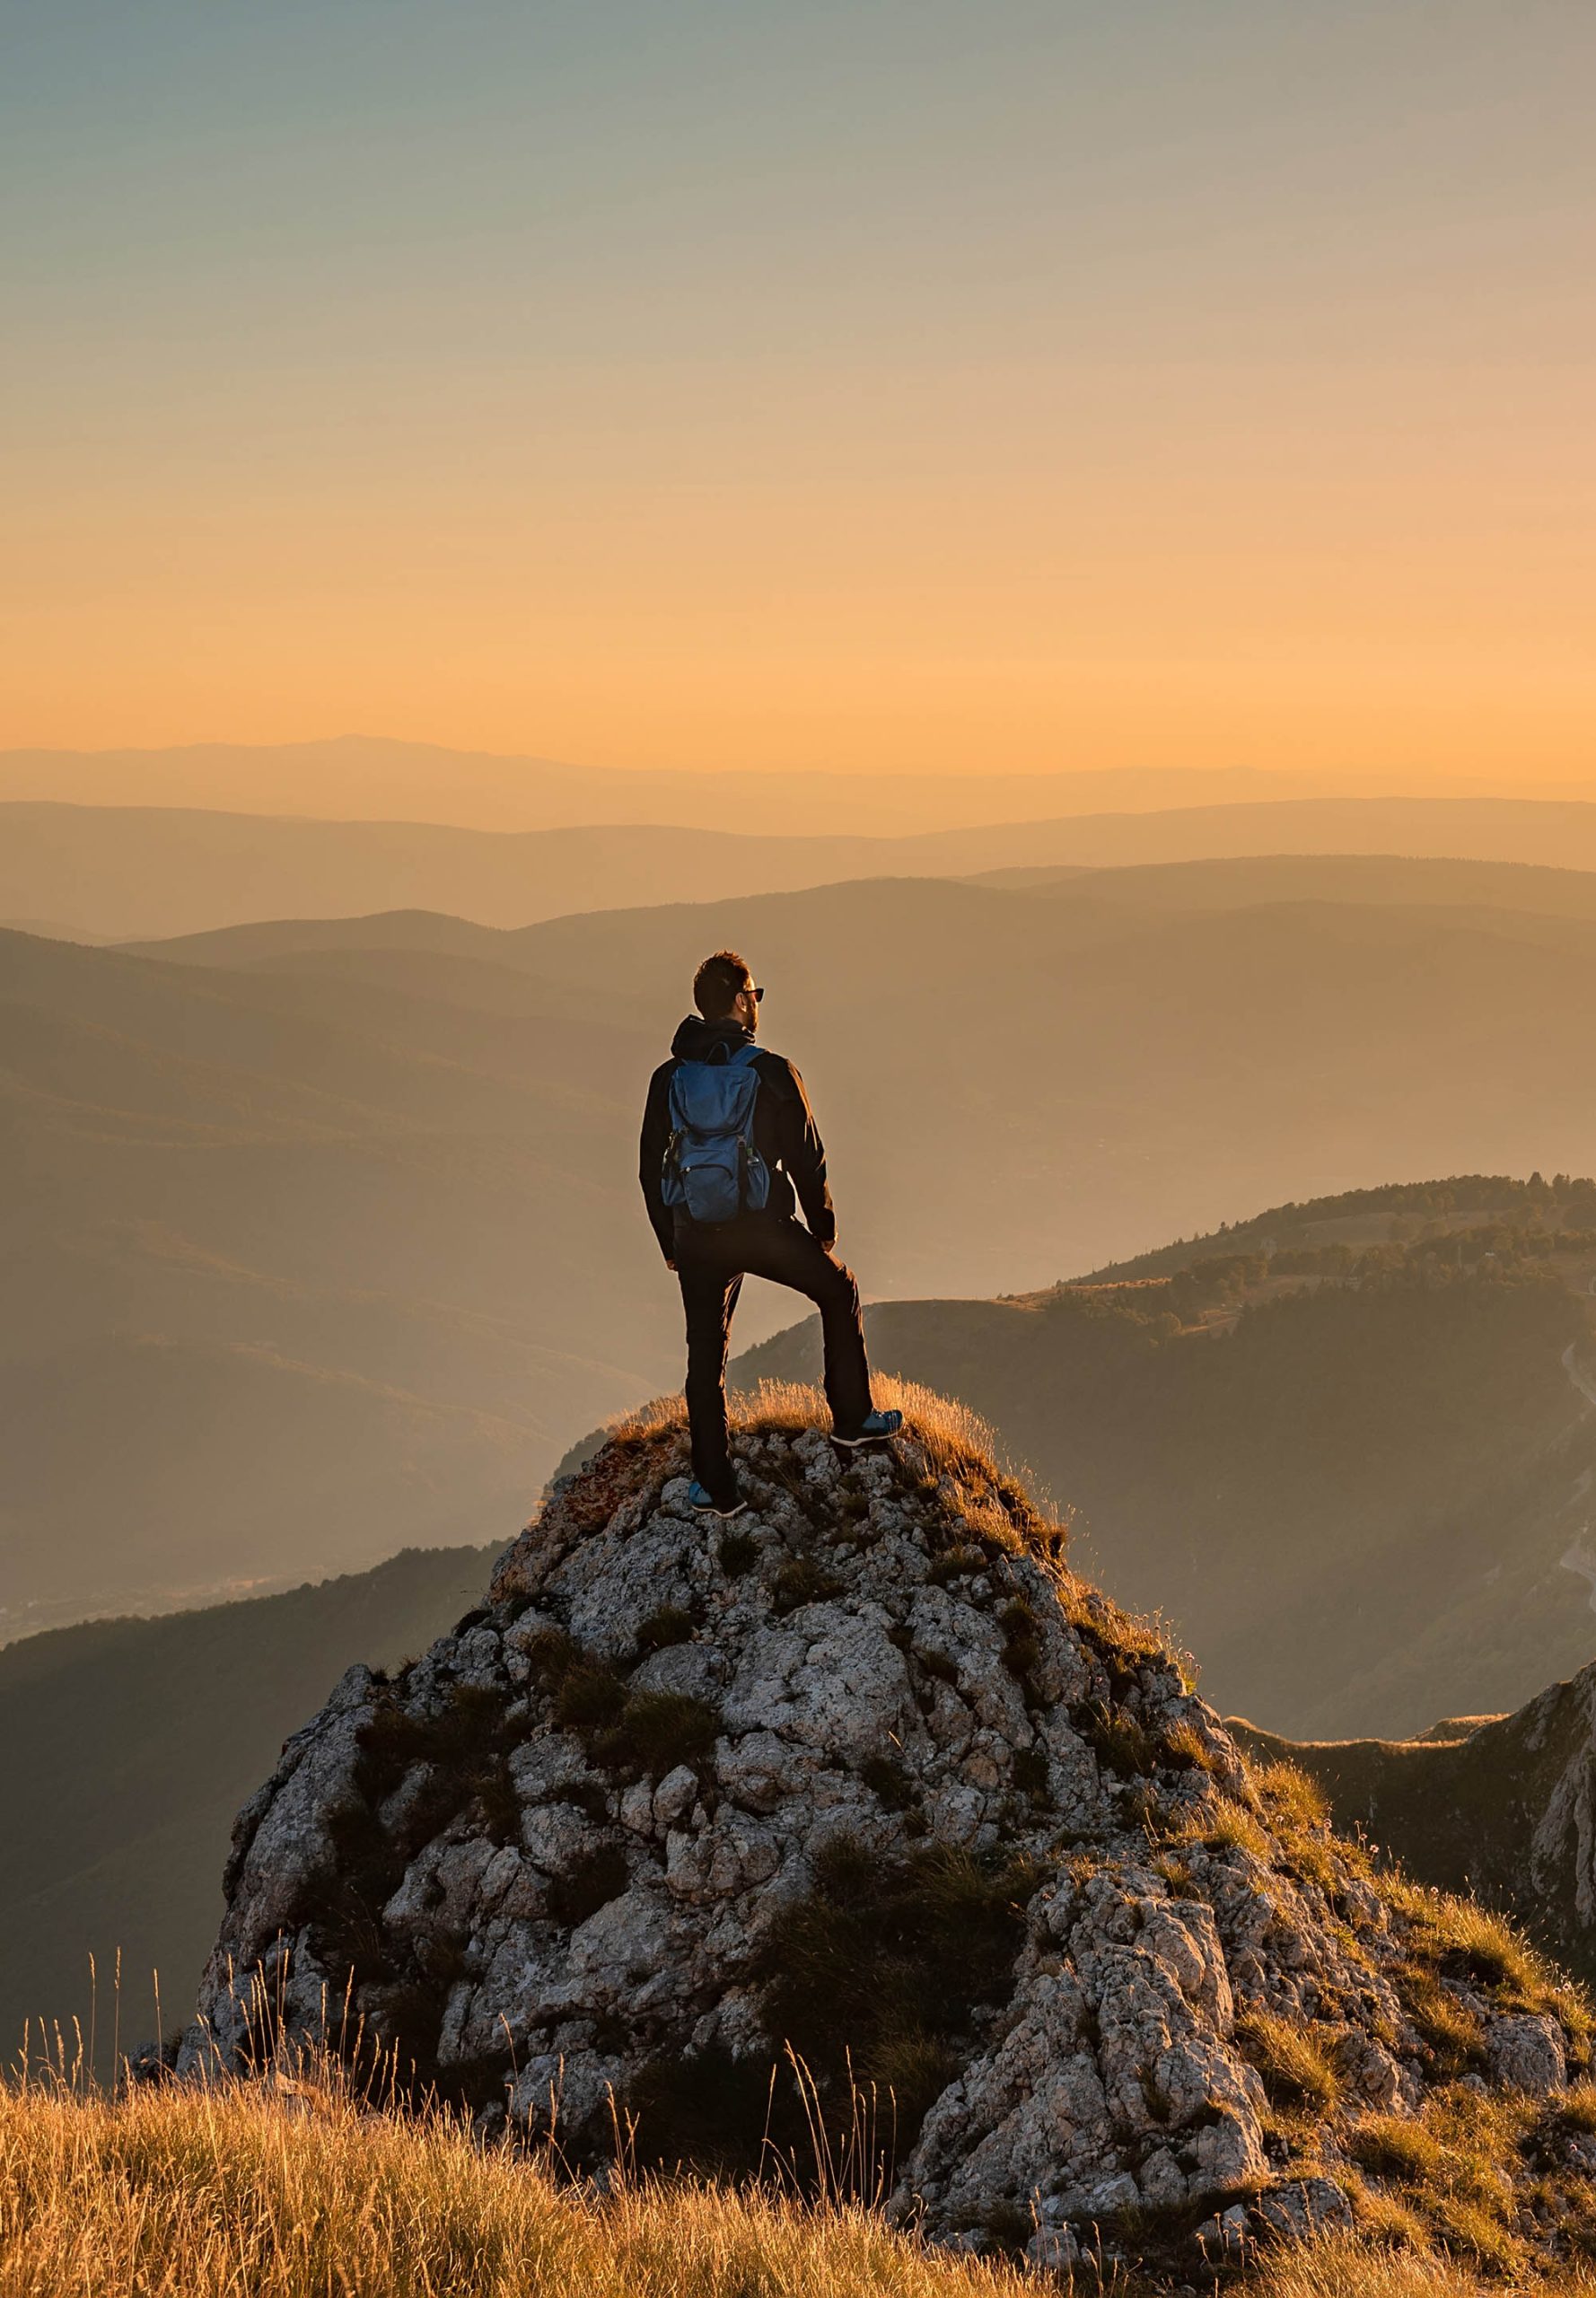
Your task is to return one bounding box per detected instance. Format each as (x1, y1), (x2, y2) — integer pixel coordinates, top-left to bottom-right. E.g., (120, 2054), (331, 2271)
(1376, 1876), (1593, 2071)
(1253, 2232), (1596, 2294)
(1052, 1574), (1188, 1684)
(1234, 2006), (1344, 2116)
(1250, 1760), (1332, 1834)
(0, 2062), (1038, 2298)
(601, 1380), (1047, 1530)
(10, 2065), (1596, 2296)
(1168, 1797), (1276, 1864)
(1337, 2079), (1596, 2276)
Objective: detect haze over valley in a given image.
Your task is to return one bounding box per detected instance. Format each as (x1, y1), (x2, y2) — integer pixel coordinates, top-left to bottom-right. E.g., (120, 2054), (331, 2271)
(33, 787), (1596, 940)
(13, 837), (1596, 1640)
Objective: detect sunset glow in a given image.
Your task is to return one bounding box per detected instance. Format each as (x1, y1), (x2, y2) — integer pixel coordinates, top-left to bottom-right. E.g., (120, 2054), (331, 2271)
(4, 2), (1592, 780)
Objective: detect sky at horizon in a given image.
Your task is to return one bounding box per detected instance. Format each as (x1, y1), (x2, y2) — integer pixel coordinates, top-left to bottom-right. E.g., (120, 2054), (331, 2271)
(3, 1), (1593, 785)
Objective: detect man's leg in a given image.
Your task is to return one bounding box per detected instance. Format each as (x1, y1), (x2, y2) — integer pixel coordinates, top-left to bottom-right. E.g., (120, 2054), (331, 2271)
(677, 1250), (742, 1500)
(732, 1218), (873, 1436)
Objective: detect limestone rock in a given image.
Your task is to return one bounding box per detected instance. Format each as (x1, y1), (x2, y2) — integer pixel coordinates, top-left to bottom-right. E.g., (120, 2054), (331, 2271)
(181, 1403), (1594, 2276)
(1486, 2013), (1567, 2095)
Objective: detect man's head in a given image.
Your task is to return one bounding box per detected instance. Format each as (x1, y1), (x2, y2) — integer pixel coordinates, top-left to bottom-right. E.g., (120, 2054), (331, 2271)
(693, 949), (761, 1035)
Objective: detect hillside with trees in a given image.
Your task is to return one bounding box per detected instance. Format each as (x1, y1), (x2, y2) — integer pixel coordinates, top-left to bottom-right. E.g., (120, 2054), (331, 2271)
(740, 1181), (1596, 1736)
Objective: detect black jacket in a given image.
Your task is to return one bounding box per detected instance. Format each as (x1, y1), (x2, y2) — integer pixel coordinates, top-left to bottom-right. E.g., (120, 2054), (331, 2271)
(639, 1016), (836, 1259)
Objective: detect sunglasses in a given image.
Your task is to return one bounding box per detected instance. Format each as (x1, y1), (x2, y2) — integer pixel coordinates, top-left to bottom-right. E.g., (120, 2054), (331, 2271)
(742, 984), (765, 1004)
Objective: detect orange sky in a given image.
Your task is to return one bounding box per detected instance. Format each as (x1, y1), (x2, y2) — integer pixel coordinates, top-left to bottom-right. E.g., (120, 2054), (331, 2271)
(3, 4), (1592, 781)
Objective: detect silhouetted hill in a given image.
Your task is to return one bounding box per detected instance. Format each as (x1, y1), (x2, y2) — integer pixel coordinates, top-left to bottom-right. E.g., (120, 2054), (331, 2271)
(130, 849), (1596, 967)
(971, 850), (1596, 923)
(0, 1545), (496, 2070)
(738, 1183), (1596, 1738)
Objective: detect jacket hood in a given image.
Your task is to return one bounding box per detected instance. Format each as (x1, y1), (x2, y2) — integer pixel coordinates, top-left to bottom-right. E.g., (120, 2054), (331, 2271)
(671, 1014), (756, 1062)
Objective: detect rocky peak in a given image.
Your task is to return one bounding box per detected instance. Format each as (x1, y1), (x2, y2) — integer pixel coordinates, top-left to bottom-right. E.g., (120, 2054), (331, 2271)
(182, 1390), (1596, 2276)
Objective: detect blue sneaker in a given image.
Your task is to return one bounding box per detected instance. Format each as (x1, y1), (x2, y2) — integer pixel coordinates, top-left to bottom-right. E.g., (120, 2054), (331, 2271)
(689, 1480), (747, 1518)
(833, 1408), (903, 1448)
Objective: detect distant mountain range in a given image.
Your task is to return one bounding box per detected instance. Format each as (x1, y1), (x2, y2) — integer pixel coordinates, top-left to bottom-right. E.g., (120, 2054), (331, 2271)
(14, 855), (1596, 1628)
(740, 1179), (1596, 1739)
(5, 738), (1567, 837)
(25, 792), (1596, 939)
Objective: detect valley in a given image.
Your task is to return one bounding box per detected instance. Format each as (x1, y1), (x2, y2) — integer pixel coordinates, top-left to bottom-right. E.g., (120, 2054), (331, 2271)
(17, 851), (1596, 1628)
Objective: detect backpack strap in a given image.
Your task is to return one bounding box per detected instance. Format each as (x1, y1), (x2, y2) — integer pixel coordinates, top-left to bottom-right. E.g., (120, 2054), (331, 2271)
(729, 1042), (764, 1071)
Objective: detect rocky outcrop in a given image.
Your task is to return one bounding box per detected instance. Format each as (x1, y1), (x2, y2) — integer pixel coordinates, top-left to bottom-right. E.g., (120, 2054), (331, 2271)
(182, 1396), (1596, 2275)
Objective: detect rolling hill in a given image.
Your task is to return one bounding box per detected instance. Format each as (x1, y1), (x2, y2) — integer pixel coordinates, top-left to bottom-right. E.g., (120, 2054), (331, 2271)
(25, 791), (1596, 940)
(737, 1179), (1596, 1739)
(18, 855), (1596, 1624)
(0, 926), (671, 1630)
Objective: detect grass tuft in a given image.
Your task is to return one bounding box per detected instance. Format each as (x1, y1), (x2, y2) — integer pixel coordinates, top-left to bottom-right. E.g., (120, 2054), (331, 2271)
(753, 1836), (1043, 2157)
(1082, 1703), (1158, 1779)
(592, 1690), (722, 1782)
(717, 1528), (759, 1577)
(1235, 2006), (1344, 2114)
(635, 1606), (695, 1655)
(772, 1557), (844, 1616)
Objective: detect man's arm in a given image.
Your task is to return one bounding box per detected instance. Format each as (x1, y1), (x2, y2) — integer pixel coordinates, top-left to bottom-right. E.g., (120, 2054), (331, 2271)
(639, 1065), (677, 1262)
(775, 1061), (836, 1246)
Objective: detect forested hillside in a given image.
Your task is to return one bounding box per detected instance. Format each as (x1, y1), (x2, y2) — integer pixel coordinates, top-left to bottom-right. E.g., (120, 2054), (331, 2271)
(740, 1184), (1596, 1735)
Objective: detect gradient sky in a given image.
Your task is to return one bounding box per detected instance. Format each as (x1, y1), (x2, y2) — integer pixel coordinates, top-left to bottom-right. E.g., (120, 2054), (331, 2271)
(3, 1), (1592, 777)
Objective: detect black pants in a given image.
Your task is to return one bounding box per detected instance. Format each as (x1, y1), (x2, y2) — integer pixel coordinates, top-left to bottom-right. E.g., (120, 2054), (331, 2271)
(675, 1214), (873, 1500)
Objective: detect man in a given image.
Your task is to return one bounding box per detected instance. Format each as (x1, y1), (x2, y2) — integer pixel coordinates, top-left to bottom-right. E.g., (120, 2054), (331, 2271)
(640, 950), (900, 1514)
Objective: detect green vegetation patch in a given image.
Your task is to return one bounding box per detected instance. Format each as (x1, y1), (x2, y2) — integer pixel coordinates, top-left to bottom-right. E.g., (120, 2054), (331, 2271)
(771, 1557), (844, 1616)
(753, 1833), (1043, 2151)
(593, 1690), (722, 1782)
(634, 1605), (695, 1656)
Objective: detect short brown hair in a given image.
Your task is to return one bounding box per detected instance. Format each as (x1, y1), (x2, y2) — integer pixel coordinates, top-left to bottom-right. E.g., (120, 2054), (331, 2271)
(693, 949), (751, 1020)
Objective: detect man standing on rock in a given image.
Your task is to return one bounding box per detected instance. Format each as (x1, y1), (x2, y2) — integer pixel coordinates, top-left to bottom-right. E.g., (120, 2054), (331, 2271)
(640, 949), (900, 1516)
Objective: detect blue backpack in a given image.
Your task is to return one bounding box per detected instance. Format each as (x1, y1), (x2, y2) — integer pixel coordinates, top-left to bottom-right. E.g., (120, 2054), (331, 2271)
(661, 1042), (772, 1224)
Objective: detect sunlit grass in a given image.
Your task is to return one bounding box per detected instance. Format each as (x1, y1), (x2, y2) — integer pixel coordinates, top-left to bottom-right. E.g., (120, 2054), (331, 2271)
(608, 1377), (1010, 1487)
(10, 2064), (1596, 2296)
(0, 2056), (1038, 2298)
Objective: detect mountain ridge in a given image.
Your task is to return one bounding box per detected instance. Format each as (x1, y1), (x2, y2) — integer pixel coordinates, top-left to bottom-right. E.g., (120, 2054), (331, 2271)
(25, 794), (1596, 939)
(0, 742), (1519, 835)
